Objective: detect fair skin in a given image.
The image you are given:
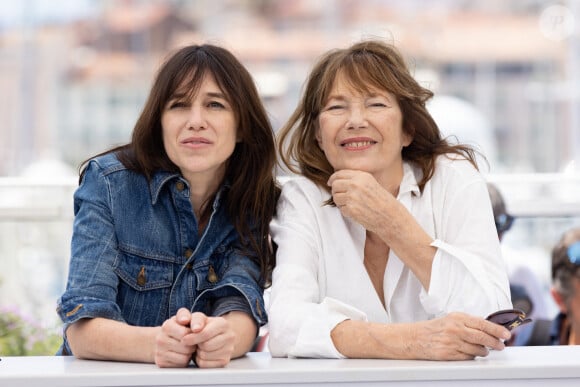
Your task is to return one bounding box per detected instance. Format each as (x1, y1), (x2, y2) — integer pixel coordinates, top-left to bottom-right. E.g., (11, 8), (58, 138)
(67, 73), (257, 367)
(551, 276), (580, 345)
(316, 74), (510, 359)
(162, 72), (238, 220)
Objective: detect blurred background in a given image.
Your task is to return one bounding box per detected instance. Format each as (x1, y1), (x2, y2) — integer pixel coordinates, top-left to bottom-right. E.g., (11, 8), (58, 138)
(0, 0), (579, 353)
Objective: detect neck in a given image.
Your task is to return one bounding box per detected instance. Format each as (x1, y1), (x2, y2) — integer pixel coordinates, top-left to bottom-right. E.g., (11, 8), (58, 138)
(182, 170), (224, 217)
(373, 163), (404, 197)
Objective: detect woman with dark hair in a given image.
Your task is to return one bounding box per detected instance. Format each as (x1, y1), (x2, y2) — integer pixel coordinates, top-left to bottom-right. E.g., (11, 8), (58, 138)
(268, 39), (512, 360)
(57, 44), (279, 368)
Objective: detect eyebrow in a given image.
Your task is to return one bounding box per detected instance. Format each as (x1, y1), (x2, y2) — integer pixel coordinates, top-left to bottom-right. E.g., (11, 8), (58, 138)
(325, 95), (347, 102)
(203, 90), (226, 98)
(325, 92), (390, 102)
(170, 90), (227, 100)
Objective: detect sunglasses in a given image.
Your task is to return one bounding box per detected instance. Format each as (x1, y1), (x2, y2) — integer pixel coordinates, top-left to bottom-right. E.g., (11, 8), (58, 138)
(495, 213), (514, 234)
(567, 241), (580, 265)
(553, 241), (580, 278)
(486, 308), (532, 331)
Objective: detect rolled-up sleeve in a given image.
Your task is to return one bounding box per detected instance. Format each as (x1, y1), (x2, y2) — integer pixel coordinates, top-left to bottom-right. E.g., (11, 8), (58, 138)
(57, 161), (126, 332)
(416, 161), (512, 317)
(191, 246), (268, 327)
(268, 180), (367, 358)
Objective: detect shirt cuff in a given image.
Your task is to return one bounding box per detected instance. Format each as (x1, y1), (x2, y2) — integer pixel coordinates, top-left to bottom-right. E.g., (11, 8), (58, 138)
(289, 297), (368, 359)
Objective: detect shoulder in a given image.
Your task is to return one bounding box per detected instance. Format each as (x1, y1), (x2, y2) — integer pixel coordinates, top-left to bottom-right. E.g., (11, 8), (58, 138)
(84, 153), (127, 176)
(79, 153), (148, 194)
(279, 176), (327, 199)
(430, 154), (483, 185)
(275, 176), (330, 214)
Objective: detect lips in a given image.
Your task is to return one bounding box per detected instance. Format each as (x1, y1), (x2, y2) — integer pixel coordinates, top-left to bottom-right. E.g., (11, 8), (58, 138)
(340, 137), (376, 148)
(181, 137), (212, 145)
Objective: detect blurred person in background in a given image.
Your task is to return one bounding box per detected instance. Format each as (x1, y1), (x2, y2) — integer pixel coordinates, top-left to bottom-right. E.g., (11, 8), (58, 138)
(548, 228), (580, 345)
(515, 227), (580, 345)
(268, 39), (512, 361)
(487, 183), (535, 316)
(56, 44), (280, 367)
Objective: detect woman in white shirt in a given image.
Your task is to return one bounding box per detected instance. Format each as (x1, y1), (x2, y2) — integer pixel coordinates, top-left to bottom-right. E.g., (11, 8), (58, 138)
(268, 39), (513, 360)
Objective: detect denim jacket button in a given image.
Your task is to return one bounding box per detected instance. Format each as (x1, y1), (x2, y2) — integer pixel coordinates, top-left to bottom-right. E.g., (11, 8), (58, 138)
(137, 266), (146, 286)
(176, 181), (185, 191)
(208, 265), (218, 283)
(184, 248), (193, 258)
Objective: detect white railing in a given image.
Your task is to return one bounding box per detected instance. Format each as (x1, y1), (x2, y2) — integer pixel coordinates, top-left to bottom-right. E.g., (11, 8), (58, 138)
(1, 173), (579, 330)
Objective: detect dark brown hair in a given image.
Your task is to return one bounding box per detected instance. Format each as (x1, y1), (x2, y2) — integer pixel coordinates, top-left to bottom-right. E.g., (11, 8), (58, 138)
(81, 44), (280, 284)
(278, 39), (479, 192)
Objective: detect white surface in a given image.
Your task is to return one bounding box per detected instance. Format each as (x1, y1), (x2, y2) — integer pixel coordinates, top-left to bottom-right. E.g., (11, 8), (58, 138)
(2, 347), (580, 386)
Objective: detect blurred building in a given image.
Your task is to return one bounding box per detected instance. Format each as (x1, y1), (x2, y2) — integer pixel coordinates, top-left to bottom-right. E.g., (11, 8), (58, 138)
(0, 0), (577, 177)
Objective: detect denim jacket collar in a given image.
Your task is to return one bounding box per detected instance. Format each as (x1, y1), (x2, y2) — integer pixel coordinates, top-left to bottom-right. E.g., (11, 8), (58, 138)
(148, 170), (230, 209)
(149, 171), (180, 205)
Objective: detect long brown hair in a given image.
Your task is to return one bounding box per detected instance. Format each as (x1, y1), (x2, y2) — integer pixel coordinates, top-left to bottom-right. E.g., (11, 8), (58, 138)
(278, 39), (479, 192)
(81, 44), (280, 284)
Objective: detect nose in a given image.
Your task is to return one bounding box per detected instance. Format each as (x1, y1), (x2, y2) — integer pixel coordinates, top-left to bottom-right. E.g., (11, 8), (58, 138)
(346, 103), (368, 129)
(186, 105), (205, 130)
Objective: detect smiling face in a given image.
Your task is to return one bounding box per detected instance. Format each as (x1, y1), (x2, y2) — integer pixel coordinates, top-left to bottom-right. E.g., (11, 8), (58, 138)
(316, 73), (412, 186)
(161, 72), (237, 186)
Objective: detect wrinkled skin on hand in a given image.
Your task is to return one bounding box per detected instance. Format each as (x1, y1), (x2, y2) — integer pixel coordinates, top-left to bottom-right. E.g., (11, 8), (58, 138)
(384, 312), (510, 361)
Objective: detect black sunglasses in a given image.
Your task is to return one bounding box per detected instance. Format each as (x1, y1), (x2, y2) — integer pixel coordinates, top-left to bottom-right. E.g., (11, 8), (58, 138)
(495, 213), (514, 234)
(486, 308), (532, 331)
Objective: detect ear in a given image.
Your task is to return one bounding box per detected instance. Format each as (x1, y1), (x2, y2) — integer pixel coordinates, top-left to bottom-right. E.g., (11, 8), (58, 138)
(314, 128), (323, 149)
(551, 286), (568, 313)
(402, 131), (413, 147)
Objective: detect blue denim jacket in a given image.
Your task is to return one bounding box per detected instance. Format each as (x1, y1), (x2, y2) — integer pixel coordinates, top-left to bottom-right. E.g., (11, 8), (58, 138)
(56, 153), (266, 355)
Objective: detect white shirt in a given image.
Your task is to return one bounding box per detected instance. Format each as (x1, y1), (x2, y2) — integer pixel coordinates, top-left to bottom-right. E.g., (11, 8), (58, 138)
(268, 156), (512, 358)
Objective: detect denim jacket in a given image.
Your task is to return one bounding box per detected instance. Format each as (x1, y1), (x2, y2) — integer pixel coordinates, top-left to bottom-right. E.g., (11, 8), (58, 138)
(56, 153), (266, 355)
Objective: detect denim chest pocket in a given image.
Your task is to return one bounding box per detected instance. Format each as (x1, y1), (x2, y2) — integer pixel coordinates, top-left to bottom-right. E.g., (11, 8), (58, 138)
(114, 249), (174, 326)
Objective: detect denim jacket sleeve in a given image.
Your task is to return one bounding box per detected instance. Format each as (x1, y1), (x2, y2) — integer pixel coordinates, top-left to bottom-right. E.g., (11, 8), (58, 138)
(56, 160), (126, 332)
(190, 236), (268, 327)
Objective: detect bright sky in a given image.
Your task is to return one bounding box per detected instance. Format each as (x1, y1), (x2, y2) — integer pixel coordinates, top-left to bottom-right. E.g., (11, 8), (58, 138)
(0, 0), (97, 27)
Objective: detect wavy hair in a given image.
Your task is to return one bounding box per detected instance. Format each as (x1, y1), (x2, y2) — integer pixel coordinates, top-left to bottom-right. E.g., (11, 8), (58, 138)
(81, 44), (280, 284)
(278, 39), (479, 193)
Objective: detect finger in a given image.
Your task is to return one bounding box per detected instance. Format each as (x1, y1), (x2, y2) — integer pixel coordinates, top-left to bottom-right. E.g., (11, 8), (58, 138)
(155, 324), (196, 368)
(327, 170), (350, 185)
(328, 178), (348, 196)
(463, 318), (510, 351)
(175, 308), (192, 326)
(468, 317), (511, 341)
(332, 192), (347, 207)
(190, 312), (208, 333)
(182, 316), (228, 346)
(193, 352), (231, 368)
(155, 348), (195, 368)
(161, 316), (191, 341)
(196, 328), (235, 353)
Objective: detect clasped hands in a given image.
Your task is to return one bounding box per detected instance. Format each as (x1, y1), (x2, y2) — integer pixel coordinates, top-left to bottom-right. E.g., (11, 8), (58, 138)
(155, 307), (235, 368)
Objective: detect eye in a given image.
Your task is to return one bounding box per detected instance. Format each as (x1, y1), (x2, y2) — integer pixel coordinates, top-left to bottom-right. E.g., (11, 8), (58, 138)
(168, 100), (188, 109)
(324, 103), (345, 112)
(208, 100), (226, 109)
(368, 99), (388, 108)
